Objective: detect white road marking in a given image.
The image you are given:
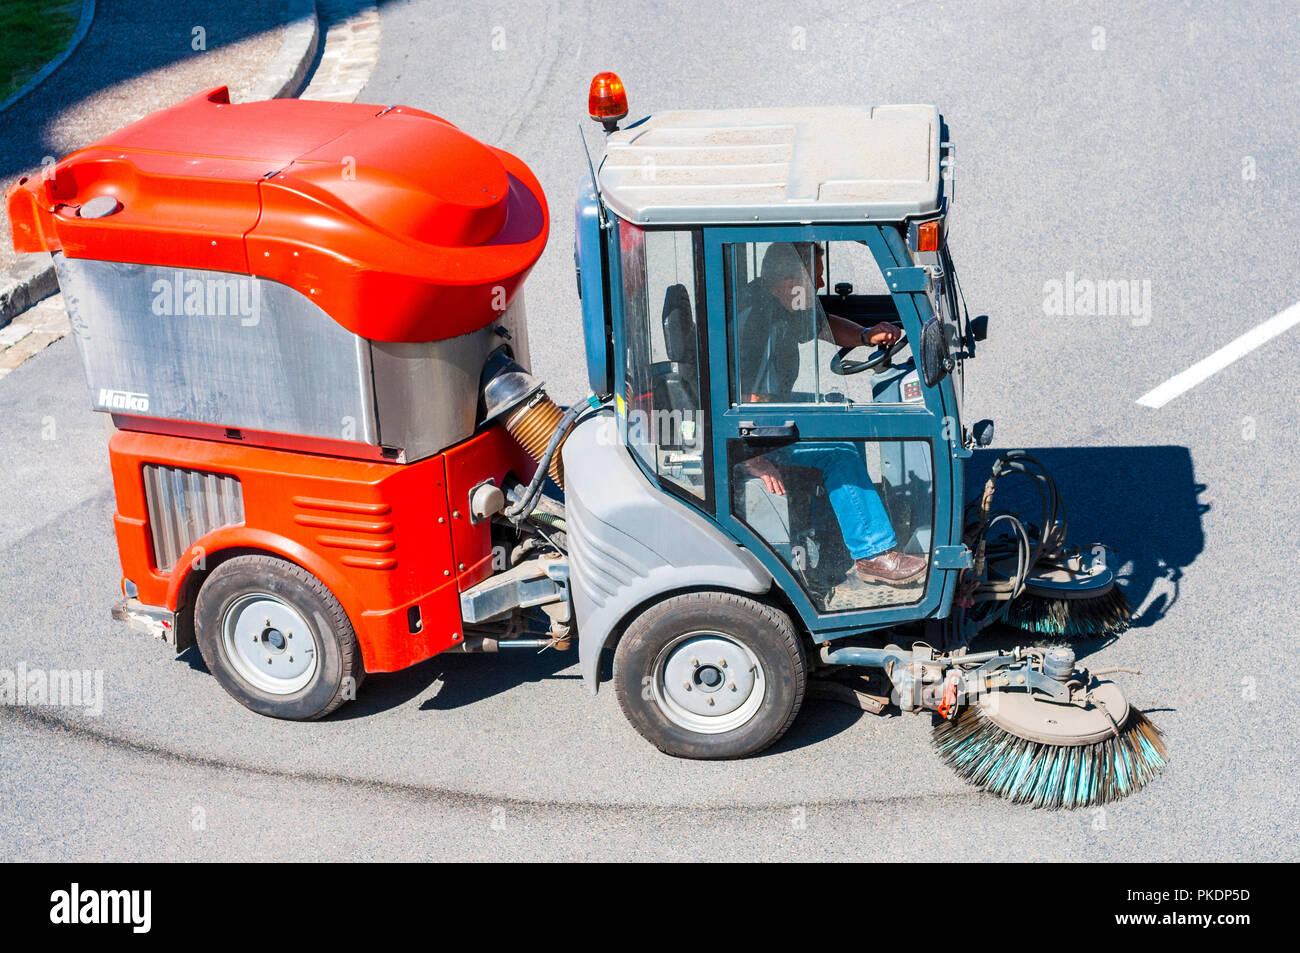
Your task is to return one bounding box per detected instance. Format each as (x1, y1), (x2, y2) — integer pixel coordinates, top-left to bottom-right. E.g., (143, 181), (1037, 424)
(1136, 301), (1300, 408)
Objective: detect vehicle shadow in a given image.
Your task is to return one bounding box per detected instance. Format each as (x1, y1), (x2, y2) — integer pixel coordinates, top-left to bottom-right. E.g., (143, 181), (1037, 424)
(346, 645), (578, 720)
(180, 630), (580, 719)
(765, 698), (873, 756)
(966, 445), (1207, 638)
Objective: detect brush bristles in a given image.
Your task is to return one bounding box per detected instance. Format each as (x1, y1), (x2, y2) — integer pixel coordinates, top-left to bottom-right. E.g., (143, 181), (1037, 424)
(933, 705), (1167, 809)
(1006, 587), (1133, 638)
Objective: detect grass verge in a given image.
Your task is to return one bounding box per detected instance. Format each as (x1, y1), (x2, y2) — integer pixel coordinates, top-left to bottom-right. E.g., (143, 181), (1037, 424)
(0, 0), (79, 104)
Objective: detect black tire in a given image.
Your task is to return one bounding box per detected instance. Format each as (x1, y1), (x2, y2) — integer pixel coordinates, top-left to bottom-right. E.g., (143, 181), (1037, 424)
(194, 554), (364, 720)
(613, 591), (807, 759)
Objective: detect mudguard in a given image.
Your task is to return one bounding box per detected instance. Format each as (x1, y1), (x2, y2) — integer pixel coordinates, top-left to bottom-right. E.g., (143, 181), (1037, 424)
(562, 412), (772, 692)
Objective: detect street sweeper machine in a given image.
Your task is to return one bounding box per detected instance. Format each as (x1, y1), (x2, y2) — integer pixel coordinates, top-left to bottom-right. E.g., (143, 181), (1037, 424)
(7, 76), (1165, 808)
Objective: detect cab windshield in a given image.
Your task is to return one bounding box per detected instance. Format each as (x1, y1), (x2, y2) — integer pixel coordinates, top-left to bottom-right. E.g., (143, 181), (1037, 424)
(934, 240), (965, 413)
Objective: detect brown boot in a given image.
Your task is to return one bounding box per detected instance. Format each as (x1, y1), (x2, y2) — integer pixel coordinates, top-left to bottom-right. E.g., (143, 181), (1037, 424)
(855, 550), (927, 586)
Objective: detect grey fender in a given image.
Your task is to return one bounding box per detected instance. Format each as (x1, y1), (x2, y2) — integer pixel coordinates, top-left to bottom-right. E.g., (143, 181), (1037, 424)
(561, 412), (772, 693)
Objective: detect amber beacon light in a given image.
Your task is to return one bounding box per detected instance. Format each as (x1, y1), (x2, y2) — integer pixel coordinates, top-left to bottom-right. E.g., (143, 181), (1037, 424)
(588, 72), (628, 131)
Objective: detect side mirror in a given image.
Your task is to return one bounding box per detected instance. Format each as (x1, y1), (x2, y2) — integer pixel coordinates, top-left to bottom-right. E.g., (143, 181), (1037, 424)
(967, 314), (989, 344)
(834, 282), (853, 298)
(920, 316), (953, 387)
(971, 419), (995, 447)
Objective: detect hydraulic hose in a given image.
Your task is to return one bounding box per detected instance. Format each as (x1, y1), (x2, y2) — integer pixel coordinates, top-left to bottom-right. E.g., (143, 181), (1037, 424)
(965, 450), (1067, 574)
(957, 451), (1067, 641)
(504, 402), (584, 524)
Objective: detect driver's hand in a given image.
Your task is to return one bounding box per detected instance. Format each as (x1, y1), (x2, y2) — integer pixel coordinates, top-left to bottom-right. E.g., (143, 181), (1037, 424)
(743, 456), (785, 495)
(864, 322), (901, 347)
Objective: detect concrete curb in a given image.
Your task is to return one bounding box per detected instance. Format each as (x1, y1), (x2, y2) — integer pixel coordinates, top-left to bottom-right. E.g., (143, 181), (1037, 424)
(0, 255), (59, 321)
(252, 0), (322, 101)
(0, 0), (322, 329)
(0, 0), (97, 115)
(300, 3), (381, 104)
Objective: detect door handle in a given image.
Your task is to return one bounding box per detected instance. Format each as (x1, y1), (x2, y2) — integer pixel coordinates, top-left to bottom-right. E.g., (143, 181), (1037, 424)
(738, 420), (798, 444)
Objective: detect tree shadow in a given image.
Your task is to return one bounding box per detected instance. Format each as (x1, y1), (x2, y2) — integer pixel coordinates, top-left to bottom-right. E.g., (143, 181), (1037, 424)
(1, 0), (395, 188)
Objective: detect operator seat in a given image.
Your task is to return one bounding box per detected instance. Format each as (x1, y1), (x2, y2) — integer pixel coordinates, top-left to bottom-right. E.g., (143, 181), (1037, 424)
(650, 283), (699, 449)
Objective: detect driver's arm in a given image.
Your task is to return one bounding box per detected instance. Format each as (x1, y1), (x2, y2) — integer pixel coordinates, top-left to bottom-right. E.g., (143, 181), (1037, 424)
(822, 310), (902, 348)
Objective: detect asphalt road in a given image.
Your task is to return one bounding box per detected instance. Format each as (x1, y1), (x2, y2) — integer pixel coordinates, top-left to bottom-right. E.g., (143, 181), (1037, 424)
(2, 0), (1298, 861)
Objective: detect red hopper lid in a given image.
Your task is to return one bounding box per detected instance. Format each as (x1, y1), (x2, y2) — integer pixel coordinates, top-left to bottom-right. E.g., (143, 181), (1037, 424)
(6, 87), (549, 343)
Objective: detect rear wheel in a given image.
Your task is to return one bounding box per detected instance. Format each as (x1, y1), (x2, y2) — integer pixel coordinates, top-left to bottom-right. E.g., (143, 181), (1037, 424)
(613, 592), (806, 759)
(194, 555), (364, 720)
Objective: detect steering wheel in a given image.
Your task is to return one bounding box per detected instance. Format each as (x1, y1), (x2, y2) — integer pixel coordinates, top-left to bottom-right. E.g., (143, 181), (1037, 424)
(830, 326), (909, 376)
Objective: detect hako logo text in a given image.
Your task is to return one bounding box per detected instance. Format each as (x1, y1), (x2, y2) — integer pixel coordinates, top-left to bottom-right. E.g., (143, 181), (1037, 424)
(97, 389), (149, 412)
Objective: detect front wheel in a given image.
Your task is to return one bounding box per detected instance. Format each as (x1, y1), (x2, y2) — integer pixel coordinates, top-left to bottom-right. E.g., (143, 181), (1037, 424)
(194, 554), (364, 720)
(613, 592), (807, 759)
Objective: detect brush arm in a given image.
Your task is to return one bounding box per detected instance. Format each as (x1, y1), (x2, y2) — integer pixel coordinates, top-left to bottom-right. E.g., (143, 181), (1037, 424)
(819, 643), (1076, 712)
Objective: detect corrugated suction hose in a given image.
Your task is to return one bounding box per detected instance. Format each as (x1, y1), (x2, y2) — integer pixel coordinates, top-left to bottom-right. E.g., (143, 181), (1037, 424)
(503, 392), (567, 488)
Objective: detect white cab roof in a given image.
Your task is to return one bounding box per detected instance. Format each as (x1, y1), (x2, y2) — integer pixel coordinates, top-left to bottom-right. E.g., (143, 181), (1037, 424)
(597, 105), (944, 226)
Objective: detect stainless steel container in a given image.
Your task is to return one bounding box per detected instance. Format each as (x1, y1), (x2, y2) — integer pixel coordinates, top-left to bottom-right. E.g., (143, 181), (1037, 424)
(55, 254), (526, 462)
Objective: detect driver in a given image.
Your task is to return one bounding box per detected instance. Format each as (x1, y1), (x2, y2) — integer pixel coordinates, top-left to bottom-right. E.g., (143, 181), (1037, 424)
(736, 242), (926, 586)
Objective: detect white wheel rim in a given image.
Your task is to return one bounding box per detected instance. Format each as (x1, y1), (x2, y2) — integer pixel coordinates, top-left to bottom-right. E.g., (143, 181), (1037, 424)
(221, 593), (319, 695)
(651, 631), (766, 734)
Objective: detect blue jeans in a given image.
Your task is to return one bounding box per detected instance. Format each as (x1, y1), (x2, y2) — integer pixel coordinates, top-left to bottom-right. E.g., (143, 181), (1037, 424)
(765, 442), (897, 560)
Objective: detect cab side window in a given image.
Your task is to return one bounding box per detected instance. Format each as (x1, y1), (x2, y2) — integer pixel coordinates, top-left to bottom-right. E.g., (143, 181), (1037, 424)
(620, 225), (709, 501)
(821, 240), (917, 406)
(723, 240), (918, 407)
(725, 242), (821, 405)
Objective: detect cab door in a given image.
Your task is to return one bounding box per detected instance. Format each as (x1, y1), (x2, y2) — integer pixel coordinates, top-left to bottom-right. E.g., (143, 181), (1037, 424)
(702, 224), (964, 637)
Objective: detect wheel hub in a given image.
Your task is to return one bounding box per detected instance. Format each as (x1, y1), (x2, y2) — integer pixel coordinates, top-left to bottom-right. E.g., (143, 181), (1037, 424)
(654, 633), (764, 733)
(222, 595), (318, 695)
(695, 664), (724, 690)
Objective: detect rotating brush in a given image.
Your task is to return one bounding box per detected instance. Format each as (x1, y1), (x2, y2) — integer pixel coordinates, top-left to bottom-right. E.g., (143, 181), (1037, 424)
(1003, 561), (1133, 639)
(968, 450), (1134, 640)
(932, 682), (1166, 809)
